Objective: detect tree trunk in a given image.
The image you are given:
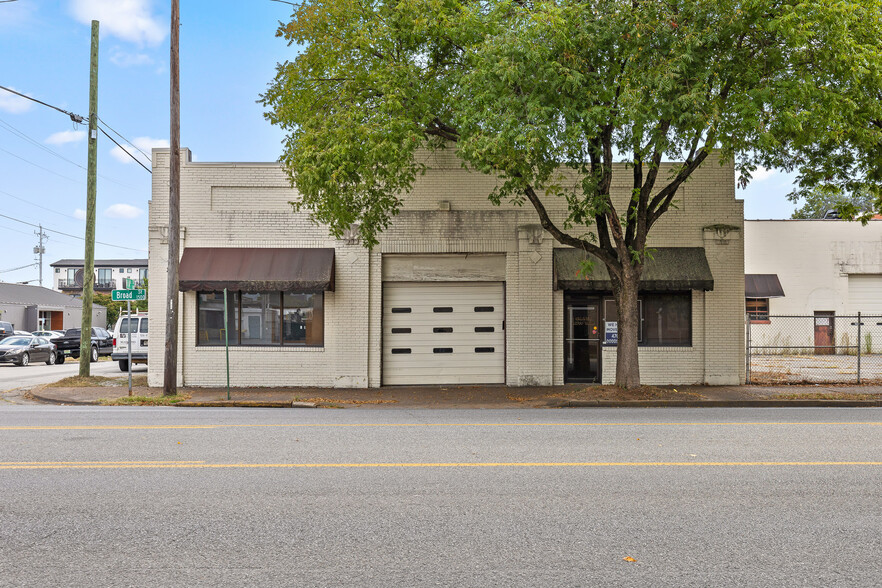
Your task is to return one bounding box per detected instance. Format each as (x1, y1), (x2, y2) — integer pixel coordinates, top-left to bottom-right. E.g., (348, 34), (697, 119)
(613, 266), (641, 388)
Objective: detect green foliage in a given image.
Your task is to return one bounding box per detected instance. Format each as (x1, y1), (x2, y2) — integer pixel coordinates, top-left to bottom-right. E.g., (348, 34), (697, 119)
(262, 0), (882, 253)
(790, 186), (878, 221)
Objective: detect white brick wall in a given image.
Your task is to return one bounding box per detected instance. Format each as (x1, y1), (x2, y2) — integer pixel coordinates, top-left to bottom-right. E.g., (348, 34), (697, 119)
(148, 147), (744, 387)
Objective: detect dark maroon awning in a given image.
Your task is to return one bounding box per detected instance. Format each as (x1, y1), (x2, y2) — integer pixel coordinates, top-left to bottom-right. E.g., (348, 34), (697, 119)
(745, 274), (784, 298)
(178, 248), (335, 292)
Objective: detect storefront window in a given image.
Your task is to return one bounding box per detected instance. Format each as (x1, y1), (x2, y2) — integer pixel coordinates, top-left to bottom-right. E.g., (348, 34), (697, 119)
(197, 290), (323, 347)
(197, 291), (239, 345)
(602, 292), (691, 347)
(241, 292), (281, 345)
(642, 293), (691, 346)
(283, 292), (323, 346)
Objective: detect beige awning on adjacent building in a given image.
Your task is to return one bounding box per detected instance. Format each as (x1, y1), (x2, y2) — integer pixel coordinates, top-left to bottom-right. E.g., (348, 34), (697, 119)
(178, 248), (335, 292)
(553, 247), (714, 291)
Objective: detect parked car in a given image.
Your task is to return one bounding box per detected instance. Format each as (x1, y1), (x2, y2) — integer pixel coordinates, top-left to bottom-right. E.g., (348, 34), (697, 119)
(32, 330), (63, 340)
(14, 330), (33, 337)
(112, 313), (148, 371)
(53, 327), (113, 364)
(0, 336), (56, 366)
(0, 321), (14, 340)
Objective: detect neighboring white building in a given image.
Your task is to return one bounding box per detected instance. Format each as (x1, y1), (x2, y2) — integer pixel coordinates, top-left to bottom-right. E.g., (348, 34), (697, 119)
(0, 283), (106, 331)
(51, 259), (148, 296)
(744, 219), (882, 353)
(148, 148), (745, 388)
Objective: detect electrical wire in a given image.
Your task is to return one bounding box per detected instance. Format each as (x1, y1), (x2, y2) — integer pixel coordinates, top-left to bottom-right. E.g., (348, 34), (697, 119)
(0, 146), (81, 183)
(0, 188), (87, 222)
(0, 86), (151, 175)
(97, 126), (151, 173)
(0, 85), (85, 124)
(0, 117), (140, 189)
(0, 212), (147, 252)
(97, 116), (151, 161)
(0, 262), (38, 274)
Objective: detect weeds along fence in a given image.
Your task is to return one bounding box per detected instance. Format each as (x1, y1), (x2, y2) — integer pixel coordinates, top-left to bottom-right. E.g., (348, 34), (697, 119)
(746, 314), (882, 384)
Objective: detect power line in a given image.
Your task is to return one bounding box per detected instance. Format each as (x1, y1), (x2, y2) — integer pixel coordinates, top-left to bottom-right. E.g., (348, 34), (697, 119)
(0, 85), (85, 124)
(97, 116), (151, 161)
(97, 125), (151, 173)
(0, 86), (151, 176)
(0, 145), (81, 183)
(0, 187), (84, 222)
(0, 117), (139, 189)
(0, 262), (38, 274)
(0, 212), (147, 252)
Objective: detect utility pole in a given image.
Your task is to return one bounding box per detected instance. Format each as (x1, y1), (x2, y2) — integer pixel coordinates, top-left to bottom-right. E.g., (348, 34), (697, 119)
(80, 20), (99, 377)
(164, 0), (180, 396)
(33, 224), (47, 287)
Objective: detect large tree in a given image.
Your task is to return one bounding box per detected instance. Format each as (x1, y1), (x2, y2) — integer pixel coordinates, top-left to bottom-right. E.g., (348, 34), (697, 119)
(790, 186), (877, 220)
(261, 0), (882, 387)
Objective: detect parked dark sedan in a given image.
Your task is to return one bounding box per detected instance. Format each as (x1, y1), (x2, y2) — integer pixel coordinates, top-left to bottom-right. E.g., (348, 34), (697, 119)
(0, 336), (57, 366)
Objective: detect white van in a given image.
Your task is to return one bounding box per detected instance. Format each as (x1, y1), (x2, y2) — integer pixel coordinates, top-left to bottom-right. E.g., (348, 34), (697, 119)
(112, 312), (148, 371)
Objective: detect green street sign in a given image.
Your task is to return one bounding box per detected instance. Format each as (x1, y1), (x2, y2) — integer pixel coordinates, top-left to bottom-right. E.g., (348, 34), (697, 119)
(111, 289), (146, 302)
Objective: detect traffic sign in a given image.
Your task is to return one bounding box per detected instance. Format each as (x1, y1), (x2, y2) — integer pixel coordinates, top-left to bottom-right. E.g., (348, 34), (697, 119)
(111, 289), (146, 302)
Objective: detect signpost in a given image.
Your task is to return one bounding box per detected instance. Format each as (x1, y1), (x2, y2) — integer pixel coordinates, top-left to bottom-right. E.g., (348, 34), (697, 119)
(112, 289), (145, 396)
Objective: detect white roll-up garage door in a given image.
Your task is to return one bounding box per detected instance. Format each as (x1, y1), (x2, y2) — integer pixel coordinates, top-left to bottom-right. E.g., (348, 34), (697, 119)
(847, 275), (882, 314)
(383, 282), (505, 385)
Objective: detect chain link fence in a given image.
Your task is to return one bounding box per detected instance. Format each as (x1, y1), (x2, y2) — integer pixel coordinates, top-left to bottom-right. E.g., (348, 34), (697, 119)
(746, 314), (882, 384)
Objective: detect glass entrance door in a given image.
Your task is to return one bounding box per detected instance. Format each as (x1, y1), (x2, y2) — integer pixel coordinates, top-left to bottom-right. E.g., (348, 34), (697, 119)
(565, 303), (601, 382)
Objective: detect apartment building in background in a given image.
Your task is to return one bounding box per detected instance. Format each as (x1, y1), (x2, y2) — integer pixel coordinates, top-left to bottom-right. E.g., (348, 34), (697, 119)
(50, 259), (148, 297)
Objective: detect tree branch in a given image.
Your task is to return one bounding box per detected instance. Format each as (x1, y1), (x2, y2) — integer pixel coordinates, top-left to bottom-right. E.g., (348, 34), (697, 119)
(523, 185), (619, 269)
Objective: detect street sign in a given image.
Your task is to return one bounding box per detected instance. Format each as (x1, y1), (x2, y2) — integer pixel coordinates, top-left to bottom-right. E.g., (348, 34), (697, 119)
(111, 289), (146, 302)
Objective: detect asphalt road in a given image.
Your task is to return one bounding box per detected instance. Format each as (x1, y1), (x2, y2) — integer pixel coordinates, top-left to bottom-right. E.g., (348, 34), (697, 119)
(0, 407), (879, 587)
(0, 358), (136, 395)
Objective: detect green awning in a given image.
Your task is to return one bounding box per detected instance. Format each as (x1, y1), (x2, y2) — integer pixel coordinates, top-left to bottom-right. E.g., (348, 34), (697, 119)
(553, 247), (714, 292)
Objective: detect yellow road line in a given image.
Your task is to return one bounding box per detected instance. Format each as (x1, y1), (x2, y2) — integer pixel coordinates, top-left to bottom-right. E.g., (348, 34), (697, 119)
(0, 461), (204, 465)
(1, 422), (881, 431)
(2, 461), (881, 470)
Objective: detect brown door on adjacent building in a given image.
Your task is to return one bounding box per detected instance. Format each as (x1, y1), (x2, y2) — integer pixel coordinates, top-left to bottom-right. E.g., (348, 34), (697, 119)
(814, 311), (835, 355)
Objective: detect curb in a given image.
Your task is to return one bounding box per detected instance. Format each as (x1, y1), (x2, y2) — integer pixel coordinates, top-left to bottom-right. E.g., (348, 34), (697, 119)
(176, 401), (317, 408)
(553, 399), (882, 408)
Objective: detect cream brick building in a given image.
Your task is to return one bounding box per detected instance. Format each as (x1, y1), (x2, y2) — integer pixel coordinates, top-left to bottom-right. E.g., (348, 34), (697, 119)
(148, 148), (745, 388)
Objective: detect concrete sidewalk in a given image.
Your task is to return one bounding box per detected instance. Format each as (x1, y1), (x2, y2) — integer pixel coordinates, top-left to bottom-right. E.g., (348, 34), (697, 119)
(29, 381), (882, 408)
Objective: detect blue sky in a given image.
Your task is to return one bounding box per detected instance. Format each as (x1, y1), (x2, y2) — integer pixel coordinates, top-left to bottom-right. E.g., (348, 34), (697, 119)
(1, 0), (796, 288)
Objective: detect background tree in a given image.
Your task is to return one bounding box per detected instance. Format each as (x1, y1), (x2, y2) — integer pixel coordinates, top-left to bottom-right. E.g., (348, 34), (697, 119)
(262, 0), (882, 387)
(790, 187), (877, 220)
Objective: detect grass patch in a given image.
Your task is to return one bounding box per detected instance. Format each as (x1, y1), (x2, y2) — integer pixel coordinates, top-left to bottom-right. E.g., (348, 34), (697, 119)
(775, 392), (880, 401)
(98, 394), (189, 406)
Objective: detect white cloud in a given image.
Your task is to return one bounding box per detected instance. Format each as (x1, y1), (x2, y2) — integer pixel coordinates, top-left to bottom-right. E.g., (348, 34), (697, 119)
(46, 130), (87, 145)
(751, 166), (776, 182)
(73, 209), (87, 221)
(70, 0), (166, 46)
(110, 48), (154, 67)
(104, 203), (144, 219)
(109, 136), (168, 166)
(0, 88), (33, 114)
